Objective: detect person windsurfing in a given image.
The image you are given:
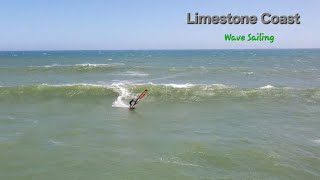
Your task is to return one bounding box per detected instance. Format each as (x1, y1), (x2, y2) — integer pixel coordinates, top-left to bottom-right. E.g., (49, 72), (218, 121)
(129, 89), (148, 109)
(129, 98), (136, 108)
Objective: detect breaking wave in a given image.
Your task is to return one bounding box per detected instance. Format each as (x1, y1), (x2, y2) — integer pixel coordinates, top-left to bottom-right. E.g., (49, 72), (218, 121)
(0, 84), (320, 103)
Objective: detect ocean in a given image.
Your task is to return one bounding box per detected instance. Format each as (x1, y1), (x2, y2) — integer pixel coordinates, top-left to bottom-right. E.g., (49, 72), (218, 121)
(0, 49), (319, 179)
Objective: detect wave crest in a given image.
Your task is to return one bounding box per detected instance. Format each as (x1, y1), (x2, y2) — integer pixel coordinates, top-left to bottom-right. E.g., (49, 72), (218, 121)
(0, 84), (319, 103)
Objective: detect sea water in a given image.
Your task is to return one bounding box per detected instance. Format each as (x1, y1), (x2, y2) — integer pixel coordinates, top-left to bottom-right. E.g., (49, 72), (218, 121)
(0, 50), (319, 179)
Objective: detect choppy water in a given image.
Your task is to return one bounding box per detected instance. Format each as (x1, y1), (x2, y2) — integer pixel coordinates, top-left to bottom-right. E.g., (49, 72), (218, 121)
(0, 50), (320, 179)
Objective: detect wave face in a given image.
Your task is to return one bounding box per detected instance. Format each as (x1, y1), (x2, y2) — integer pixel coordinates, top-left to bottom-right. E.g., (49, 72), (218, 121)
(0, 84), (118, 100)
(1, 84), (319, 103)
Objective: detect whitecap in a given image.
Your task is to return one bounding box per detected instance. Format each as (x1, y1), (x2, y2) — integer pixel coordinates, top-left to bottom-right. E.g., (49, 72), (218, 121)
(43, 83), (106, 87)
(30, 63), (124, 69)
(259, 85), (275, 89)
(119, 71), (149, 76)
(48, 139), (64, 146)
(111, 83), (130, 108)
(244, 72), (254, 75)
(313, 139), (320, 144)
(163, 83), (195, 88)
(75, 63), (112, 67)
(210, 84), (230, 88)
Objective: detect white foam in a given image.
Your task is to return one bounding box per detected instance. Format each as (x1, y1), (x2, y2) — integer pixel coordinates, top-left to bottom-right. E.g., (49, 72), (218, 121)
(120, 71), (149, 76)
(163, 83), (195, 88)
(42, 83), (106, 87)
(75, 63), (112, 67)
(135, 83), (229, 89)
(48, 139), (64, 146)
(31, 63), (124, 68)
(313, 139), (320, 144)
(111, 83), (130, 108)
(211, 84), (230, 88)
(259, 85), (275, 89)
(42, 64), (61, 68)
(30, 64), (65, 68)
(244, 72), (254, 75)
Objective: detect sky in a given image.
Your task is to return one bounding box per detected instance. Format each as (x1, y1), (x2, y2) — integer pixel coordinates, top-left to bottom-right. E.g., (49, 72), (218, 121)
(0, 0), (319, 50)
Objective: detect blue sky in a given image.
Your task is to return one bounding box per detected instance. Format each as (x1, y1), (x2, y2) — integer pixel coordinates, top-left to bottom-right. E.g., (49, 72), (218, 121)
(0, 0), (319, 50)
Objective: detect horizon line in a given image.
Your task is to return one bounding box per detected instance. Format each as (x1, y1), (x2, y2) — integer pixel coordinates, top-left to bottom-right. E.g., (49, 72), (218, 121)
(1, 47), (320, 52)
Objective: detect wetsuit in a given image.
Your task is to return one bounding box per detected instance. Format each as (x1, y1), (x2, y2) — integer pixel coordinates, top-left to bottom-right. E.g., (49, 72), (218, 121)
(129, 99), (135, 108)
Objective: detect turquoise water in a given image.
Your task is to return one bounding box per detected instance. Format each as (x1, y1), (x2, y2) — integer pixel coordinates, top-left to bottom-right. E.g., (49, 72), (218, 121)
(0, 50), (320, 179)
